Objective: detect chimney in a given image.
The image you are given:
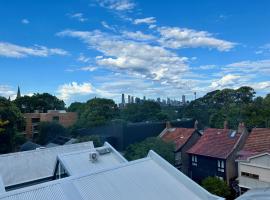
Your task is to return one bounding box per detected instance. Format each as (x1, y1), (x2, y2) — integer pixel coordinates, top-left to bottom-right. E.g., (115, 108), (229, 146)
(224, 120), (228, 130)
(166, 121), (172, 129)
(238, 122), (245, 133)
(194, 120), (199, 130)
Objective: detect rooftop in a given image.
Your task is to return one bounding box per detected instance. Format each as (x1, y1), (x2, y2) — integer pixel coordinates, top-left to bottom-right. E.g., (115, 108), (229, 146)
(0, 142), (94, 188)
(160, 128), (196, 151)
(187, 128), (242, 159)
(0, 149), (223, 200)
(238, 128), (270, 160)
(57, 143), (127, 176)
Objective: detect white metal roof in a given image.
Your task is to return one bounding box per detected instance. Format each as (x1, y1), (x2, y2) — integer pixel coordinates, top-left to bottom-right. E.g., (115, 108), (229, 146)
(0, 177), (4, 194)
(236, 188), (270, 200)
(58, 143), (127, 175)
(0, 149), (223, 200)
(0, 142), (94, 187)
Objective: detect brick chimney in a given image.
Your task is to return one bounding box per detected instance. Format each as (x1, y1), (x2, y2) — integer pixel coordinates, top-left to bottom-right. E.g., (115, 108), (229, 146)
(166, 121), (172, 129)
(238, 122), (245, 133)
(224, 120), (228, 130)
(194, 120), (199, 130)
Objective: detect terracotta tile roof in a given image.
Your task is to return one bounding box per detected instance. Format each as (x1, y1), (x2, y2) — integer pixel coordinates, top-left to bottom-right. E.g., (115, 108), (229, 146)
(238, 128), (270, 160)
(187, 128), (241, 159)
(161, 128), (196, 151)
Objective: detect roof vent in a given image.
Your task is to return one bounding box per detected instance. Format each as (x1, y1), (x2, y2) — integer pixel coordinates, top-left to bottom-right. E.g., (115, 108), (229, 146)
(89, 150), (99, 162)
(97, 147), (111, 155)
(229, 130), (237, 138)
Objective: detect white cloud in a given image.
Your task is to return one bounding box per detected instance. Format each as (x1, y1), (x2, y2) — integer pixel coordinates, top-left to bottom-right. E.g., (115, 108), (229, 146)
(101, 21), (116, 31)
(210, 74), (241, 89)
(96, 0), (135, 11)
(252, 81), (270, 90)
(255, 43), (270, 55)
(157, 26), (236, 51)
(0, 85), (16, 99)
(57, 82), (95, 100)
(69, 13), (87, 22)
(133, 17), (156, 25)
(77, 54), (91, 63)
(80, 66), (97, 71)
(0, 42), (68, 58)
(57, 29), (189, 88)
(21, 19), (29, 24)
(121, 31), (156, 41)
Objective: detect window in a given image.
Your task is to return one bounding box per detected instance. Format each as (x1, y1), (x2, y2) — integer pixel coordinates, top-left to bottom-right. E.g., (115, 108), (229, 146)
(241, 172), (259, 179)
(192, 155), (197, 166)
(217, 160), (225, 172)
(52, 116), (60, 122)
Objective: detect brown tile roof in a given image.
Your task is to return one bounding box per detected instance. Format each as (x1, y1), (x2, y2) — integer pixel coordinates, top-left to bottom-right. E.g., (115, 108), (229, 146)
(238, 128), (270, 159)
(187, 128), (241, 159)
(161, 128), (196, 151)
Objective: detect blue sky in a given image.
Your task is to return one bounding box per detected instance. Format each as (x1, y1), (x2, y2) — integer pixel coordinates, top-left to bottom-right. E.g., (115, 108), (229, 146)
(0, 0), (270, 105)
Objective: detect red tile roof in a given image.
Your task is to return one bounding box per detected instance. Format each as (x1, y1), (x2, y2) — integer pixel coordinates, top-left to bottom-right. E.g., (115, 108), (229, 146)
(238, 128), (270, 160)
(161, 128), (196, 151)
(187, 128), (242, 159)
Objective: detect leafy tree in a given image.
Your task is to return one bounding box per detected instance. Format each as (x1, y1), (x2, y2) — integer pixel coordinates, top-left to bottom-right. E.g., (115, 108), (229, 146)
(121, 101), (168, 122)
(76, 135), (102, 147)
(14, 93), (65, 113)
(125, 137), (174, 164)
(37, 122), (67, 145)
(68, 102), (85, 116)
(202, 177), (231, 198)
(0, 97), (25, 153)
(76, 98), (119, 128)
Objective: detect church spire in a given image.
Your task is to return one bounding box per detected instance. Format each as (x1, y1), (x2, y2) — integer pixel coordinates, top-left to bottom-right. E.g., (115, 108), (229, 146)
(16, 86), (21, 99)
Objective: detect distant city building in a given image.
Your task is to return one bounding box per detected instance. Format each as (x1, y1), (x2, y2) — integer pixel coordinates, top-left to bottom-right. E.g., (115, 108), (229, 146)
(182, 95), (186, 104)
(128, 95), (131, 104)
(131, 96), (134, 103)
(24, 110), (77, 138)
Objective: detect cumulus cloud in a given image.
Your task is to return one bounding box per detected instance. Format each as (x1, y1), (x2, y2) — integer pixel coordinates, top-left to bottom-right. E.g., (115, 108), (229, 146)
(210, 74), (241, 89)
(133, 17), (156, 25)
(69, 13), (88, 22)
(121, 31), (156, 41)
(57, 82), (95, 100)
(96, 0), (135, 11)
(57, 29), (189, 86)
(0, 42), (68, 58)
(157, 26), (236, 51)
(0, 85), (16, 99)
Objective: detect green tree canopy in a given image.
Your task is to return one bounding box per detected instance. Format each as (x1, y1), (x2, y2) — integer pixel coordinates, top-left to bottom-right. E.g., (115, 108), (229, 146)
(124, 137), (174, 164)
(76, 98), (119, 128)
(201, 177), (231, 198)
(0, 97), (25, 153)
(37, 122), (67, 145)
(121, 101), (168, 122)
(14, 93), (65, 113)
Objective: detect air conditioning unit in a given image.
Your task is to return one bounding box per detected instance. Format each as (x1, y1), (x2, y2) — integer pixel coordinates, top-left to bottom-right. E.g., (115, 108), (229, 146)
(89, 151), (99, 162)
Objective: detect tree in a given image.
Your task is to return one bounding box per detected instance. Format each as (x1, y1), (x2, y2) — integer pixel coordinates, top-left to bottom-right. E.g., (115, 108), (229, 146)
(76, 135), (102, 147)
(68, 102), (85, 116)
(14, 93), (65, 113)
(37, 122), (67, 145)
(76, 98), (119, 128)
(125, 137), (174, 164)
(0, 97), (25, 153)
(121, 101), (168, 122)
(201, 177), (231, 198)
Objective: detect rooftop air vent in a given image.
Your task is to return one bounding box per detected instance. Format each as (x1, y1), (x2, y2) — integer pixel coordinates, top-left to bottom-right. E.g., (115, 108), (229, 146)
(89, 151), (99, 162)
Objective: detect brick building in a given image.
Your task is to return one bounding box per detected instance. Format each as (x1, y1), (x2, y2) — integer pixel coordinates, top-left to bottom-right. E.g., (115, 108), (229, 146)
(24, 110), (77, 138)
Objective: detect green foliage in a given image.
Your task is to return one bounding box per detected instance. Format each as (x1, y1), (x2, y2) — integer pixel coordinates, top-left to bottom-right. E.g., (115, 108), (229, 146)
(121, 101), (168, 122)
(182, 86), (270, 129)
(37, 122), (67, 145)
(0, 97), (25, 153)
(12, 132), (27, 149)
(76, 98), (119, 128)
(125, 137), (174, 164)
(202, 177), (231, 198)
(67, 102), (85, 116)
(76, 135), (102, 147)
(14, 93), (65, 113)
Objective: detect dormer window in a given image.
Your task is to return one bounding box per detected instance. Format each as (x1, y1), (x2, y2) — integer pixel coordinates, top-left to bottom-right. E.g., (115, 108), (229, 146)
(192, 155), (197, 166)
(217, 160), (224, 172)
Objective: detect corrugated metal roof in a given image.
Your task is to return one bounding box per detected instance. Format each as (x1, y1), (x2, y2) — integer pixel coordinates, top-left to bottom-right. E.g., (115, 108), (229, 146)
(0, 149), (223, 200)
(0, 142), (94, 187)
(58, 143), (128, 175)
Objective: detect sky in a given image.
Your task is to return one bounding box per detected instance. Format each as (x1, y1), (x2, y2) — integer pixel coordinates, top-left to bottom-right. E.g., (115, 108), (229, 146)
(0, 0), (270, 105)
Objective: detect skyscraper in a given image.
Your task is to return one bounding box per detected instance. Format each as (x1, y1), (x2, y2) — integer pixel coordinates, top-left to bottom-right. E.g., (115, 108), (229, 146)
(182, 95), (186, 104)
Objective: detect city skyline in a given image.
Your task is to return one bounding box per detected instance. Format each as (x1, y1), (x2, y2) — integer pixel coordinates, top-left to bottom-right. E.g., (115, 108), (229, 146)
(1, 0), (270, 104)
